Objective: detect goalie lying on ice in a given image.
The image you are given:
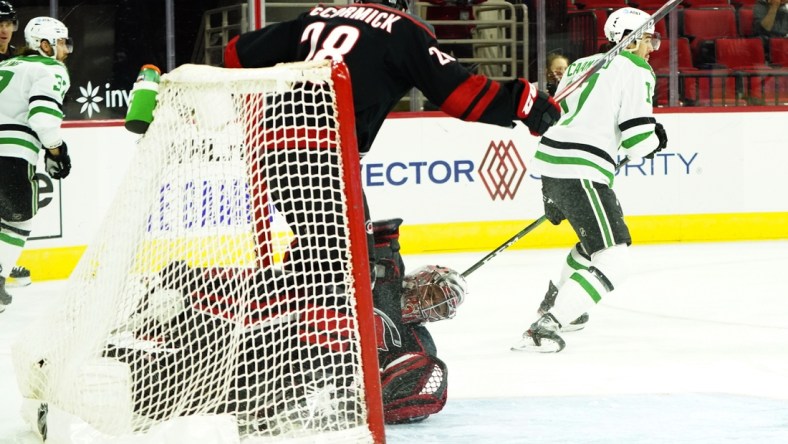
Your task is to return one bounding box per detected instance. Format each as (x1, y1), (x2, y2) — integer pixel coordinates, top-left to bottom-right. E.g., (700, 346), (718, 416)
(370, 218), (467, 424)
(100, 219), (466, 429)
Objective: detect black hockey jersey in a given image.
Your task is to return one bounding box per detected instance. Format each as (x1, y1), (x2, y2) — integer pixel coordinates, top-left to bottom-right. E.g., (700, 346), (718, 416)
(225, 3), (533, 153)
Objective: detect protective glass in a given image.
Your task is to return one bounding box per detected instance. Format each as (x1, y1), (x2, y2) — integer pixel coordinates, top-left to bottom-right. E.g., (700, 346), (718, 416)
(647, 32), (661, 51)
(59, 37), (74, 53)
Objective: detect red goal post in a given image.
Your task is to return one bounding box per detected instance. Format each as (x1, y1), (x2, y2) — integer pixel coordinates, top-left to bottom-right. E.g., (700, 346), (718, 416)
(13, 60), (385, 444)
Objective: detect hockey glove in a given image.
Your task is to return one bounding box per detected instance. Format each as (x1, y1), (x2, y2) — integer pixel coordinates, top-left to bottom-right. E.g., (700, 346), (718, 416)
(516, 79), (561, 136)
(543, 195), (565, 225)
(45, 142), (71, 179)
(645, 122), (668, 159)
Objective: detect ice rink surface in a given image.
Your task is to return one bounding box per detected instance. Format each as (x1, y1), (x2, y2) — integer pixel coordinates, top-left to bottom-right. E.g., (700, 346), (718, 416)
(2, 240), (787, 443)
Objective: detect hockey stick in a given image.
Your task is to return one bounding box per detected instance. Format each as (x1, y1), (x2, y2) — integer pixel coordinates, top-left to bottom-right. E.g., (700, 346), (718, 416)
(461, 158), (631, 278)
(460, 1), (682, 278)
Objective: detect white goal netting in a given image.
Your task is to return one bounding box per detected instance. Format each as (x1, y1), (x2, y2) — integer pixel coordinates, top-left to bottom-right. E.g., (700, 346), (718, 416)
(12, 61), (382, 444)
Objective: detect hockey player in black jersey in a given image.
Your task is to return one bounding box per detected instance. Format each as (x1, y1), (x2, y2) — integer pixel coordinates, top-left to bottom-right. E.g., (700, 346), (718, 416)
(223, 0), (556, 423)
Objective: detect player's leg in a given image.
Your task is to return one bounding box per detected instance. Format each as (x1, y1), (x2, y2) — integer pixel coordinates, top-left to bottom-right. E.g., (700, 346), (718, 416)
(537, 242), (592, 331)
(513, 177), (631, 352)
(0, 157), (37, 307)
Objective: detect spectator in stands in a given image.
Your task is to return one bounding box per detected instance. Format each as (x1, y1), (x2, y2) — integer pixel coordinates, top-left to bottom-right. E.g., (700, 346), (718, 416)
(754, 0), (788, 37)
(545, 53), (569, 96)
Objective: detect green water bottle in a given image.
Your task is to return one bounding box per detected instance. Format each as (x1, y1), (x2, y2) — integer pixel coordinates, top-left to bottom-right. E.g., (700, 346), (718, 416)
(125, 64), (161, 134)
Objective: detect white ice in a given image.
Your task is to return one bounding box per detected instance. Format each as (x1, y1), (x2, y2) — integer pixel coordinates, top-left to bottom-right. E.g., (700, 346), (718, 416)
(2, 241), (788, 443)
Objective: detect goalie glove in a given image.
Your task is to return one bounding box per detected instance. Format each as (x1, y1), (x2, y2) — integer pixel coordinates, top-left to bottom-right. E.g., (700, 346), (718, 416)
(645, 122), (668, 159)
(45, 142), (71, 179)
(516, 79), (561, 136)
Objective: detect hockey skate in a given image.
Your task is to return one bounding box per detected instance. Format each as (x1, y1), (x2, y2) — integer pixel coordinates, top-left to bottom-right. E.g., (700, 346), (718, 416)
(537, 280), (589, 332)
(0, 276), (13, 309)
(511, 313), (565, 353)
(7, 266), (31, 288)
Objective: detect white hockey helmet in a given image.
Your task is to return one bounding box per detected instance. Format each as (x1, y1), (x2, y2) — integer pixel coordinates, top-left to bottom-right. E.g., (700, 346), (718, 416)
(24, 17), (72, 59)
(604, 7), (655, 47)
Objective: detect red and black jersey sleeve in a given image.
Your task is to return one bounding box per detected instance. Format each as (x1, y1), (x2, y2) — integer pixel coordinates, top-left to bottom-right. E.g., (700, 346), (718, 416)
(390, 15), (525, 128)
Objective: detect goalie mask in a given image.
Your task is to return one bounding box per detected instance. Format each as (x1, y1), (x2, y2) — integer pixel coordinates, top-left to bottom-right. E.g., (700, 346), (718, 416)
(401, 265), (467, 324)
(604, 7), (660, 51)
(25, 16), (73, 59)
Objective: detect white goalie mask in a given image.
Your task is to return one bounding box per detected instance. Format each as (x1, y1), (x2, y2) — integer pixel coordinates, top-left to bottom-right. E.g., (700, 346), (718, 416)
(604, 7), (660, 51)
(25, 16), (72, 59)
(401, 265), (467, 324)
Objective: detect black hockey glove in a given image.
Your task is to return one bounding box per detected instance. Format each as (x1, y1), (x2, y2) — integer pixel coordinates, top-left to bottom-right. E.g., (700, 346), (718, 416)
(516, 80), (561, 136)
(45, 141), (71, 179)
(543, 195), (565, 225)
(645, 122), (668, 159)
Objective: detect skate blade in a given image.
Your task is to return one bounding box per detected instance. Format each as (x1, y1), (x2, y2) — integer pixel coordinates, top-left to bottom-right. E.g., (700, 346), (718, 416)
(510, 338), (564, 353)
(6, 276), (31, 288)
(560, 323), (586, 333)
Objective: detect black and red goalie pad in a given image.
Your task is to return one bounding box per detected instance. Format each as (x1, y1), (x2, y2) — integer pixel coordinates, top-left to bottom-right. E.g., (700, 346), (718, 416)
(155, 261), (359, 355)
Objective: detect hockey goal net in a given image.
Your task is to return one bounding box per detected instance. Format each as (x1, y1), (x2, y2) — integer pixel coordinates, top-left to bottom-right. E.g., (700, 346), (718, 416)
(13, 61), (384, 444)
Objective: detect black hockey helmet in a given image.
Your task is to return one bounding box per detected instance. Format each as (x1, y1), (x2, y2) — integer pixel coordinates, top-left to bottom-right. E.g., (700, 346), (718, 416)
(0, 1), (17, 30)
(357, 0), (410, 12)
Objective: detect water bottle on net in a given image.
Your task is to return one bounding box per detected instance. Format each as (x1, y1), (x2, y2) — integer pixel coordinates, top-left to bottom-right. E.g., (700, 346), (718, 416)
(124, 64), (161, 134)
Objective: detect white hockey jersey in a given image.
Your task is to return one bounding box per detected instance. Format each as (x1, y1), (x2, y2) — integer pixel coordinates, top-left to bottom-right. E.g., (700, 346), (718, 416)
(530, 51), (660, 187)
(0, 55), (70, 165)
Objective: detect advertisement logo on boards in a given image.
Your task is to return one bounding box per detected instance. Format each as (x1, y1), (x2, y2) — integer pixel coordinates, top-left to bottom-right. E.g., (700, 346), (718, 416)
(361, 139), (530, 201)
(28, 173), (63, 241)
(75, 81), (131, 118)
(477, 140), (527, 201)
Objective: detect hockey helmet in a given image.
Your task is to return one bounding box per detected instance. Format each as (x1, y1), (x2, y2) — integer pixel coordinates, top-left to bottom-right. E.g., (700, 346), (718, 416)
(24, 16), (72, 59)
(0, 1), (17, 30)
(604, 7), (659, 50)
(357, 0), (410, 12)
(401, 265), (467, 324)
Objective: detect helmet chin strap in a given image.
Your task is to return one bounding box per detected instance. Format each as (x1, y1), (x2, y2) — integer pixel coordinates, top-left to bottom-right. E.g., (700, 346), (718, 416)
(623, 39), (641, 53)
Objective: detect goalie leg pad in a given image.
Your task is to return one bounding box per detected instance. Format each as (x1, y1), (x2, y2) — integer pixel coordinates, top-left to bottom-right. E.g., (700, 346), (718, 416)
(381, 352), (448, 424)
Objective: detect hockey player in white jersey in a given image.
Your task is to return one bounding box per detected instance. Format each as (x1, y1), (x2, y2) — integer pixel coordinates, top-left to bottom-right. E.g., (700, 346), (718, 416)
(512, 7), (668, 352)
(0, 16), (72, 310)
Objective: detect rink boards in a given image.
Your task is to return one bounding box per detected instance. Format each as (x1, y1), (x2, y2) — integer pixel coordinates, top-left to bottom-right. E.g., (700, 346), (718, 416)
(19, 109), (788, 280)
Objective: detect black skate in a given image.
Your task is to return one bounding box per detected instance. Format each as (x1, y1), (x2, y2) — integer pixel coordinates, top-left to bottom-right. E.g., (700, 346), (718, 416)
(0, 276), (13, 308)
(7, 266), (31, 288)
(537, 280), (589, 332)
(511, 313), (566, 353)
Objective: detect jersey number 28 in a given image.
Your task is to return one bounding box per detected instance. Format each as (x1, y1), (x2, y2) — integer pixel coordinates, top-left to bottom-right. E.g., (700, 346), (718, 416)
(301, 23), (360, 62)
